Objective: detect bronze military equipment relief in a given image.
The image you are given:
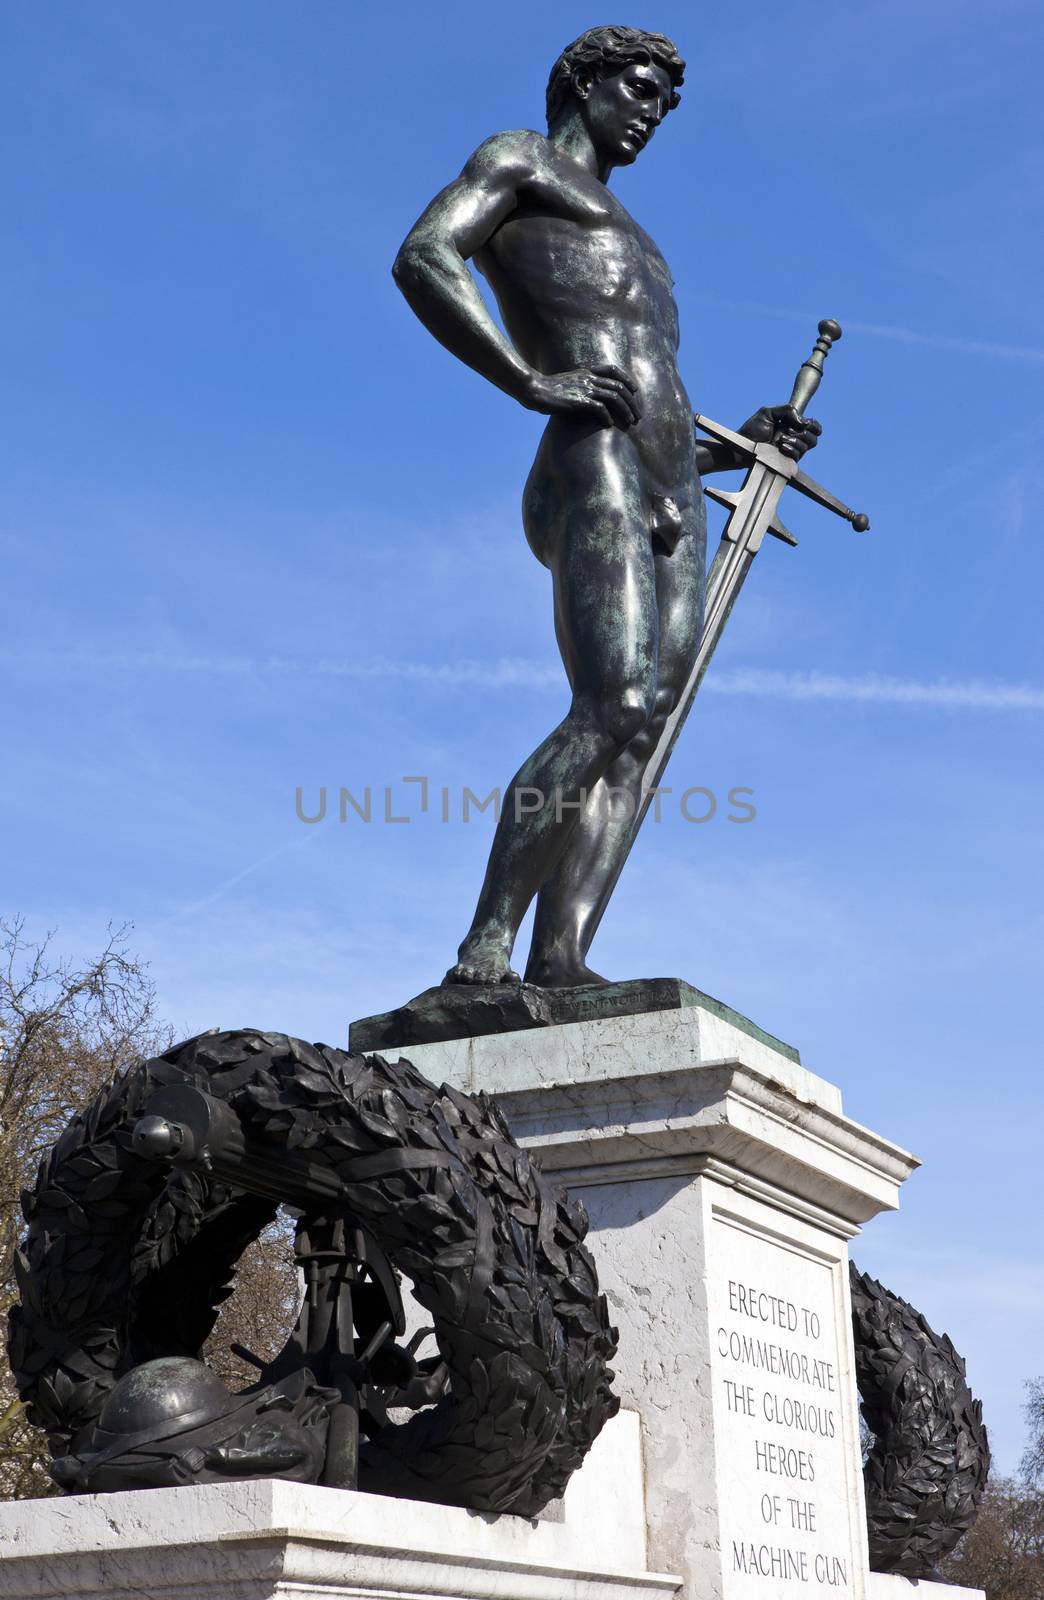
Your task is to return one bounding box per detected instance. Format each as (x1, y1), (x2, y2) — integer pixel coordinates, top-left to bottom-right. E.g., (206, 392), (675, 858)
(7, 1029), (618, 1509)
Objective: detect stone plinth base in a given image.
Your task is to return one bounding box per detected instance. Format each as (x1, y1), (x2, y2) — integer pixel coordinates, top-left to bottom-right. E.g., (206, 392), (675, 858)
(397, 997), (923, 1600)
(0, 1413), (677, 1600)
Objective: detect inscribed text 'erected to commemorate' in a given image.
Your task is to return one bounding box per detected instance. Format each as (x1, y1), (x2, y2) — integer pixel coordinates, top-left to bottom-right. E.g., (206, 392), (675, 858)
(709, 1208), (867, 1599)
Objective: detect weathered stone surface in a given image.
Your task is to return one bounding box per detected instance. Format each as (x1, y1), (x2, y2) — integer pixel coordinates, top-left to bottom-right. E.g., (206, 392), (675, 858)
(0, 1411), (677, 1600)
(869, 1579), (982, 1600)
(0, 1412), (982, 1600)
(348, 976), (800, 1059)
(388, 994), (839, 1116)
(493, 1057), (916, 1227)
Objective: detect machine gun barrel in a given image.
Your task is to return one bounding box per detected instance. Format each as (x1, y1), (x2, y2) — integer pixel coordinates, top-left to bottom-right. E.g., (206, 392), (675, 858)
(133, 1083), (345, 1211)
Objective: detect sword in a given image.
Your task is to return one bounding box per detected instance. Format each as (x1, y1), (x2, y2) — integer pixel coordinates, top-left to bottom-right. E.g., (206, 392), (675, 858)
(582, 318), (870, 952)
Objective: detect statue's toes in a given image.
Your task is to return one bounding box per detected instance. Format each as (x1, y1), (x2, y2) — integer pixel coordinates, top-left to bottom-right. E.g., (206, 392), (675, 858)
(443, 960), (520, 987)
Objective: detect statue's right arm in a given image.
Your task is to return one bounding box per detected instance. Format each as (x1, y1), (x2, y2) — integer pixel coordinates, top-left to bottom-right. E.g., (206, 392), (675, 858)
(393, 135), (640, 428)
(392, 135), (541, 408)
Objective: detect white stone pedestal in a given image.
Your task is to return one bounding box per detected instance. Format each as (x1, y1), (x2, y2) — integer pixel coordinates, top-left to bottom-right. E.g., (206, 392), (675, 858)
(400, 997), (924, 1600)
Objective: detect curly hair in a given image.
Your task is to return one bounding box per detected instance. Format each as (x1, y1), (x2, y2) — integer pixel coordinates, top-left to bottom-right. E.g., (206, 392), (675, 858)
(545, 25), (685, 130)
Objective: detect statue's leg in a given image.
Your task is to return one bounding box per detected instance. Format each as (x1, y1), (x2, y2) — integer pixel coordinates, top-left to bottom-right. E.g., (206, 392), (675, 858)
(524, 504), (705, 987)
(447, 434), (657, 986)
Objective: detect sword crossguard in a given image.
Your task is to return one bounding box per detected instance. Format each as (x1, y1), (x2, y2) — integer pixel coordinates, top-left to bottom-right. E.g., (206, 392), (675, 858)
(695, 317), (871, 539)
(793, 468), (870, 532)
(693, 412), (756, 457)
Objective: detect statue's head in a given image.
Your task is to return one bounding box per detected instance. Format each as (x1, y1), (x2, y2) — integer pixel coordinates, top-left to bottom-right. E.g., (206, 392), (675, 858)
(546, 25), (684, 164)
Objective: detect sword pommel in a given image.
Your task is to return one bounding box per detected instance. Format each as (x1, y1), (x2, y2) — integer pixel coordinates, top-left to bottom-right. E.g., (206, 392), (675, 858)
(788, 318), (843, 418)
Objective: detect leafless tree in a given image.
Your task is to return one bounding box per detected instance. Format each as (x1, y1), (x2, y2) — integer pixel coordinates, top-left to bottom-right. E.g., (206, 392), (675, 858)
(0, 919), (297, 1498)
(938, 1476), (1044, 1599)
(1023, 1379), (1044, 1486)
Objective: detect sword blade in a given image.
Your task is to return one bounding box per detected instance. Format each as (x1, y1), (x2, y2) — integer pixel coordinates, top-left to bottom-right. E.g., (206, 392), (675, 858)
(642, 458), (786, 806)
(582, 457), (788, 947)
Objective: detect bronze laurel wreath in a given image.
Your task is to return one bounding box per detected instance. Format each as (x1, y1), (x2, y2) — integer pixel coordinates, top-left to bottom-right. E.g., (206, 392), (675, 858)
(8, 1030), (619, 1512)
(850, 1265), (990, 1576)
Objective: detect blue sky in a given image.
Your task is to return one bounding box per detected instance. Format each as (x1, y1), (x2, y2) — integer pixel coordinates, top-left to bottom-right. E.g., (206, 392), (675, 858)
(2, 2), (1042, 1472)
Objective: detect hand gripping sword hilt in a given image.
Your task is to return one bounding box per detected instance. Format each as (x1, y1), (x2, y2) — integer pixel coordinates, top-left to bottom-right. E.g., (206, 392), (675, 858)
(696, 318), (871, 537)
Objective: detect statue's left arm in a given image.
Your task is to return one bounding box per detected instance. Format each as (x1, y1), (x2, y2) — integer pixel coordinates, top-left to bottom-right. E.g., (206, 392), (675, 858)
(696, 404), (822, 474)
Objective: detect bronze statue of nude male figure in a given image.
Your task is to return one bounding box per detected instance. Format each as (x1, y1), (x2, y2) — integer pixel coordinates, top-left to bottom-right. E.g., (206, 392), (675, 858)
(393, 26), (820, 989)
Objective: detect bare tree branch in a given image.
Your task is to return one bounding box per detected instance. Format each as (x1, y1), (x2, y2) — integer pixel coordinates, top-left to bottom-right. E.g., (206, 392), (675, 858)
(0, 920), (298, 1498)
(938, 1475), (1044, 1599)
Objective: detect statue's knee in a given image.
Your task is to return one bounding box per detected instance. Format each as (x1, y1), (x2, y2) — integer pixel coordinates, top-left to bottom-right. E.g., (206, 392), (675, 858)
(647, 684), (680, 733)
(597, 689), (652, 748)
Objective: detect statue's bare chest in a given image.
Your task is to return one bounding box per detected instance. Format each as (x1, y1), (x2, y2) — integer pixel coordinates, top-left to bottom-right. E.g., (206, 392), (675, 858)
(484, 159), (676, 320)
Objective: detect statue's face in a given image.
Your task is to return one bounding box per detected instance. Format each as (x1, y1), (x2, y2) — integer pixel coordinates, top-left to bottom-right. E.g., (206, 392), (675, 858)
(578, 59), (674, 166)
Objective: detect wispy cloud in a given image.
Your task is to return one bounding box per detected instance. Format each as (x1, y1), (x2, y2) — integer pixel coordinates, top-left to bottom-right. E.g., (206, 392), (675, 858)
(707, 667), (1044, 710)
(840, 318), (1044, 366)
(7, 645), (1044, 710)
(158, 830), (320, 926)
(692, 294), (1044, 366)
(306, 656), (564, 689)
(1, 647), (563, 690)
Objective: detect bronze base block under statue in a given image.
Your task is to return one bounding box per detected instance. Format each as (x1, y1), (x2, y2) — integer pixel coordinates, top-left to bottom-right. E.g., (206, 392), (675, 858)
(347, 976), (801, 1057)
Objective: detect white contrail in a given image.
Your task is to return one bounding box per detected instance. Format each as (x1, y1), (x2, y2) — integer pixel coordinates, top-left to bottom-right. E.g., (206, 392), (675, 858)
(706, 667), (1044, 711)
(158, 832), (318, 925)
(691, 294), (1044, 366)
(841, 318), (1044, 365)
(7, 646), (1044, 709)
(305, 656), (563, 689)
(1, 647), (564, 689)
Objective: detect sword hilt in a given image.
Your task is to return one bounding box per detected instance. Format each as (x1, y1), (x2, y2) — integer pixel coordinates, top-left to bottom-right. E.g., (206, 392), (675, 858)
(788, 318), (842, 418)
(697, 317), (871, 533)
(782, 318), (870, 530)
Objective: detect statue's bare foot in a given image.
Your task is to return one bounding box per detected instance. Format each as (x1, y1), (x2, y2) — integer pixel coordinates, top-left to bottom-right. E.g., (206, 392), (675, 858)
(443, 931), (520, 987)
(523, 952), (611, 989)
